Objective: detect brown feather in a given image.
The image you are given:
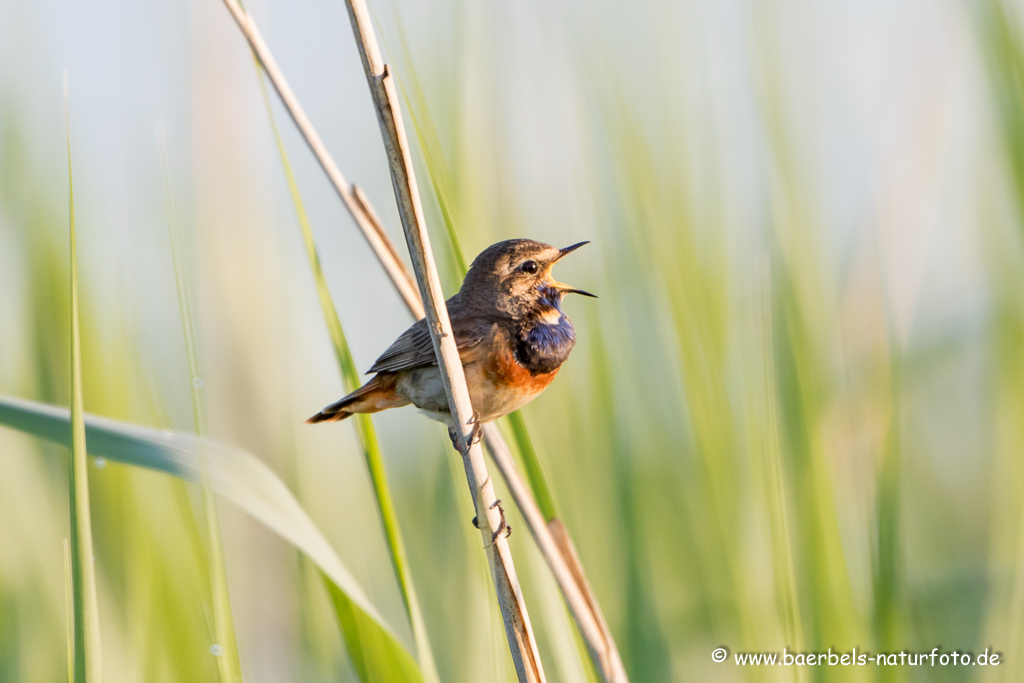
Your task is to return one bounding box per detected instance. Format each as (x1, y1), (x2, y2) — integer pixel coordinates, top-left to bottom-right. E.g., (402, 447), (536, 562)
(367, 297), (492, 374)
(304, 373), (409, 423)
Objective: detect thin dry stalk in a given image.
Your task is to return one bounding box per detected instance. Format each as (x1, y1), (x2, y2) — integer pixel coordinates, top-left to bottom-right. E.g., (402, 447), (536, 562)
(219, 0), (422, 317)
(218, 1), (626, 680)
(340, 1), (545, 680)
(484, 434), (627, 681)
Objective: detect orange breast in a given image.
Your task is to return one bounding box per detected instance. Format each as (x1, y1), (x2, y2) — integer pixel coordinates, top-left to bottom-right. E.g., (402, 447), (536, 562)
(460, 325), (563, 422)
(485, 344), (560, 396)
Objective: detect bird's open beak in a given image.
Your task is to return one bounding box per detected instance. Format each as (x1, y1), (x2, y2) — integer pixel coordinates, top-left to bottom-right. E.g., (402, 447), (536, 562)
(550, 242), (597, 297)
(554, 282), (598, 298)
(555, 241), (590, 261)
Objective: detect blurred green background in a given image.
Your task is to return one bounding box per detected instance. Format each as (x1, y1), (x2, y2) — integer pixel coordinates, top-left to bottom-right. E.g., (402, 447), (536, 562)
(4, 0), (1024, 681)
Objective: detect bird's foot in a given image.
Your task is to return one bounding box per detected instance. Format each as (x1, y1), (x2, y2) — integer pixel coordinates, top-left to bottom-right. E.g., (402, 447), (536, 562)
(447, 410), (483, 453)
(472, 499), (512, 544)
(467, 410), (484, 446)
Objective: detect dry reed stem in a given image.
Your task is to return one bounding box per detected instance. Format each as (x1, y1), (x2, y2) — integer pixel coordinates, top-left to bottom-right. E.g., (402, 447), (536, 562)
(340, 1), (544, 679)
(219, 0), (422, 317)
(484, 435), (627, 681)
(218, 1), (626, 680)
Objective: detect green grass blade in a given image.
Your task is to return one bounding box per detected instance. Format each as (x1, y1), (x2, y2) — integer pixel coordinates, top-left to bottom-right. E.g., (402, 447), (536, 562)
(322, 573), (424, 683)
(978, 0), (1024, 230)
(63, 538), (74, 683)
(754, 262), (805, 668)
(379, 15), (467, 285)
(0, 394), (423, 683)
(400, 93), (467, 284)
(503, 412), (557, 521)
(971, 6), (1024, 681)
(65, 76), (102, 683)
(873, 357), (903, 683)
(252, 68), (438, 682)
(159, 129), (243, 683)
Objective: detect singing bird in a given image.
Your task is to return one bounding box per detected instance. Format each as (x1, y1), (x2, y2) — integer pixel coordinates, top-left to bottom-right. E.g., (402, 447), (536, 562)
(306, 239), (595, 433)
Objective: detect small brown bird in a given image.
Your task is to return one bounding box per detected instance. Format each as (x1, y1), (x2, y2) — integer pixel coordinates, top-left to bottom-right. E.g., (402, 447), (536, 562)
(306, 239), (595, 431)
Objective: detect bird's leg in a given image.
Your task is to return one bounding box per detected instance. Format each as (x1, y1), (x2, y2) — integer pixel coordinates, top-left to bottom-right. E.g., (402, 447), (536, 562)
(467, 410), (484, 446)
(454, 415), (508, 542)
(448, 410), (483, 454)
(472, 498), (512, 543)
(489, 499), (512, 542)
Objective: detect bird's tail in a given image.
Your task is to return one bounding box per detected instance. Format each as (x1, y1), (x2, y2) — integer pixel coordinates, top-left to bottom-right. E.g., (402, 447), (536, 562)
(305, 373), (409, 424)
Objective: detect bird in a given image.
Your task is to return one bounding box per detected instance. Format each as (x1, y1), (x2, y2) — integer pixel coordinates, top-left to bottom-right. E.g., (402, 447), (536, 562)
(306, 239), (595, 435)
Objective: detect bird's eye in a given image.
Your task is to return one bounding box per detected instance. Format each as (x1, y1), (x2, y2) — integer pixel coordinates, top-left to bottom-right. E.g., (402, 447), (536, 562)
(520, 260), (538, 274)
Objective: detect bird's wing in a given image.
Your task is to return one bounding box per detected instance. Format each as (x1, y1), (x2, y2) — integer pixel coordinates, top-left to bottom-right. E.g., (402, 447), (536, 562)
(367, 299), (492, 374)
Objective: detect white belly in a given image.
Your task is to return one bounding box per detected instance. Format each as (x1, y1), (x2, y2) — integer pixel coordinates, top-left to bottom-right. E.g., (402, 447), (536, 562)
(394, 361), (540, 426)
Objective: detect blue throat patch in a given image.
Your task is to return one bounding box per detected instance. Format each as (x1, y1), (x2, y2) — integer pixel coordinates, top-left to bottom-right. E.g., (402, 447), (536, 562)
(515, 296), (576, 375)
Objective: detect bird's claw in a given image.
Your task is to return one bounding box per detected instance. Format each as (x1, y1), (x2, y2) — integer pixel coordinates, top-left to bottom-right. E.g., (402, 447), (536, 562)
(472, 499), (512, 544)
(447, 411), (483, 453)
(467, 410), (484, 446)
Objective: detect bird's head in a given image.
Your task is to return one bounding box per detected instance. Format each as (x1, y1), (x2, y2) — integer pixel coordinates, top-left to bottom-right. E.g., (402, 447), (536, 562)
(459, 239), (596, 317)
